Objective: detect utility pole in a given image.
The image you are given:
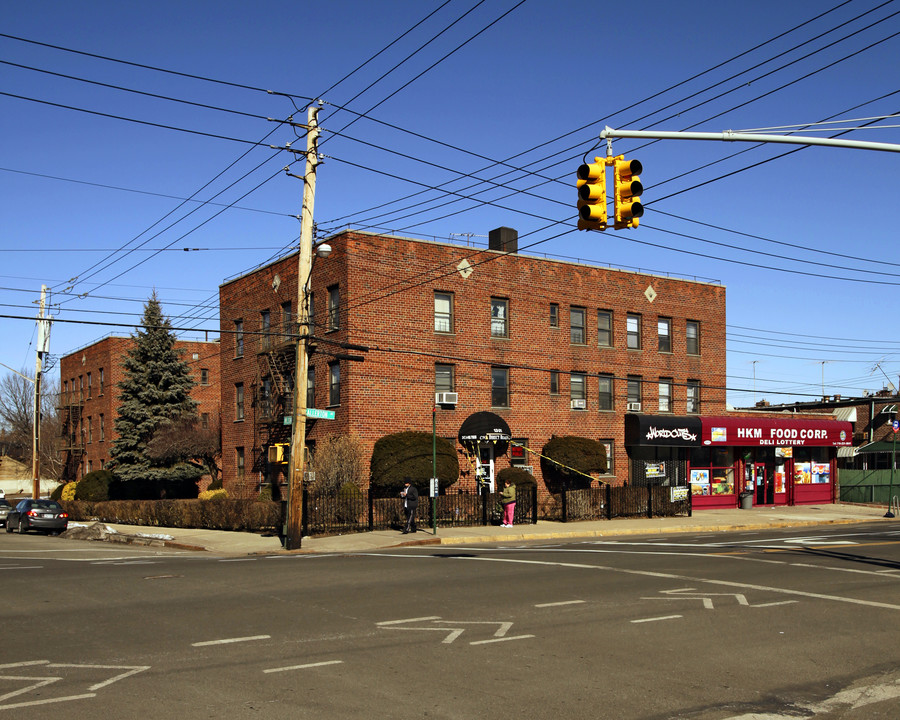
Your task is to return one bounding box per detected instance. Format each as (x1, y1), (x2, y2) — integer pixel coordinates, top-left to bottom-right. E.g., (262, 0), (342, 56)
(285, 106), (320, 550)
(33, 285), (49, 499)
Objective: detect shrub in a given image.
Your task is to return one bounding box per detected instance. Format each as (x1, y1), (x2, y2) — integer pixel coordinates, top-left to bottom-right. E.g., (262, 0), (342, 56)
(61, 482), (77, 501)
(257, 485), (273, 502)
(198, 488), (228, 501)
(369, 431), (459, 498)
(540, 436), (607, 491)
(496, 467), (537, 488)
(75, 470), (114, 502)
(308, 434), (366, 494)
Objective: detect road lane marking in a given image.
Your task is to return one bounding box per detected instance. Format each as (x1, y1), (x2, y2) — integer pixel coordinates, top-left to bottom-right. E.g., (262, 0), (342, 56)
(470, 635), (535, 644)
(377, 616), (441, 626)
(535, 600), (585, 608)
(373, 553), (900, 612)
(631, 615), (682, 624)
(263, 660), (343, 674)
(192, 635), (271, 647)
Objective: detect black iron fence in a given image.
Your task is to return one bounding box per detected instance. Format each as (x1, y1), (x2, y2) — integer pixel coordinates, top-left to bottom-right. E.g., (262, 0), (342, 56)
(300, 483), (691, 537)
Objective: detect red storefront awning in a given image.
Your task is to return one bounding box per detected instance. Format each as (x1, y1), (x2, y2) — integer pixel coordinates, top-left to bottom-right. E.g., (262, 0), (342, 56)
(702, 416), (853, 447)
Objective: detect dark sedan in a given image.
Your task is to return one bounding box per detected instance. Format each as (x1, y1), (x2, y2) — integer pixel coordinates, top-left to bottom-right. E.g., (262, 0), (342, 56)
(0, 498), (10, 527)
(5, 499), (68, 535)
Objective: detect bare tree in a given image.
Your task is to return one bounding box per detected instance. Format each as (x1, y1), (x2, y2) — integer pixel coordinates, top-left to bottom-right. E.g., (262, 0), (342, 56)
(0, 370), (61, 479)
(307, 434), (366, 495)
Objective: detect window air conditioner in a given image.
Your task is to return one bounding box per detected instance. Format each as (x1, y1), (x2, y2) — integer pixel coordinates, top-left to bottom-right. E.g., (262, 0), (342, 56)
(521, 466), (534, 475)
(435, 392), (458, 405)
(571, 399), (586, 409)
(627, 401), (642, 411)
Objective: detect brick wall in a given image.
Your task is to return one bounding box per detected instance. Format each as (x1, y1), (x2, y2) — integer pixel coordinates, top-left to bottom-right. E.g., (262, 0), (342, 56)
(219, 231), (727, 498)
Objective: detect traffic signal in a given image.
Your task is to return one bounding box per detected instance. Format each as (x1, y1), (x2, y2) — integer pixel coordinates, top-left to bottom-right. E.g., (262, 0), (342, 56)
(613, 156), (643, 229)
(268, 443), (289, 463)
(576, 158), (608, 231)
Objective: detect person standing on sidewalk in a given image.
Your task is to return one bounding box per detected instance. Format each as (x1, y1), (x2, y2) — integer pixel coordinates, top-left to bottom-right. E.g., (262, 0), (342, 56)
(400, 479), (419, 534)
(500, 479), (516, 527)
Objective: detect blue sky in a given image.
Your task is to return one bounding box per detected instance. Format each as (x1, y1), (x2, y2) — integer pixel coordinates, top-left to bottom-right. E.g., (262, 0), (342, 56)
(2, 0), (899, 406)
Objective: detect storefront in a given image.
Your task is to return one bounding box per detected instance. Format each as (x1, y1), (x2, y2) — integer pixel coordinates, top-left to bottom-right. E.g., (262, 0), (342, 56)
(625, 414), (853, 509)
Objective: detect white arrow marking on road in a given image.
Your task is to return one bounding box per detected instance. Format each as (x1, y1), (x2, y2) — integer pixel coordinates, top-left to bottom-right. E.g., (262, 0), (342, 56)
(378, 618), (532, 645)
(376, 616), (441, 626)
(0, 662), (149, 709)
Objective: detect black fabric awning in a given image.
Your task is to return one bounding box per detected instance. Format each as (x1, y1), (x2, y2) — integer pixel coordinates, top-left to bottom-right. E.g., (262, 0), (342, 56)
(624, 413), (702, 447)
(458, 412), (511, 455)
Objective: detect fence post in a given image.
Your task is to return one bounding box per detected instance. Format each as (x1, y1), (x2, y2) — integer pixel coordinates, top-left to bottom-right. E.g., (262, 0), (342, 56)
(606, 482), (612, 520)
(481, 490), (488, 526)
(561, 485), (568, 523)
(688, 486), (693, 517)
(531, 484), (538, 524)
(647, 485), (653, 519)
(368, 490), (374, 531)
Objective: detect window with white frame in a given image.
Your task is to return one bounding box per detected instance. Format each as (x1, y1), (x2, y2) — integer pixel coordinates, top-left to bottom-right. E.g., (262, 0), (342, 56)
(570, 372), (586, 408)
(434, 291), (454, 333)
(550, 303), (559, 328)
(659, 378), (673, 413)
(234, 320), (244, 357)
(235, 383), (244, 421)
(435, 363), (455, 393)
(307, 367), (316, 409)
(598, 310), (613, 347)
(627, 376), (642, 406)
(598, 374), (614, 410)
(627, 314), (642, 350)
(686, 320), (700, 355)
(329, 362), (341, 406)
(570, 307), (586, 345)
(658, 317), (672, 353)
(491, 298), (509, 338)
(550, 370), (559, 395)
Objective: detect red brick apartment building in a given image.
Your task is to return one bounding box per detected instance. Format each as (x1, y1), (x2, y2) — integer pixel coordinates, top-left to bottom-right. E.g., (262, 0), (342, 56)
(58, 336), (220, 482)
(218, 228), (729, 499)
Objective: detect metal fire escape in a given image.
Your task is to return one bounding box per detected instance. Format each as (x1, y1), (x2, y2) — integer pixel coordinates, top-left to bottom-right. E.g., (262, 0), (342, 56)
(58, 389), (84, 482)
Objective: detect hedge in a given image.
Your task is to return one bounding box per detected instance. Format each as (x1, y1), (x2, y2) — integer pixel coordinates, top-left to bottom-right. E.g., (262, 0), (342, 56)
(61, 498), (281, 532)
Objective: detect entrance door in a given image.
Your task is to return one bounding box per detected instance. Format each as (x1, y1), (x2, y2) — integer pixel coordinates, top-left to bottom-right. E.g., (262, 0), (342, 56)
(754, 463), (774, 505)
(477, 445), (495, 493)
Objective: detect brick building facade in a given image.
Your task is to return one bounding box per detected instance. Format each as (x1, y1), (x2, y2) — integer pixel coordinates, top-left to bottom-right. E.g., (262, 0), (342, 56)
(218, 229), (728, 498)
(58, 335), (220, 482)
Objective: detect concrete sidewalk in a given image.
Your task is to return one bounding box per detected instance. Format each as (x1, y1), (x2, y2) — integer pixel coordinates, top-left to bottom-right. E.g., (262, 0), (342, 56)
(66, 502), (895, 556)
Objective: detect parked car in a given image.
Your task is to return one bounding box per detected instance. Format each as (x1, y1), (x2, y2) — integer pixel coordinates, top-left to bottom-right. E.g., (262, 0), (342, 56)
(5, 499), (68, 535)
(0, 498), (10, 527)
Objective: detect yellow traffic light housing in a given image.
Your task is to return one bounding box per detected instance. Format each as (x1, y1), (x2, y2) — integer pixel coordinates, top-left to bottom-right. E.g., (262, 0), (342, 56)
(268, 443), (290, 464)
(613, 156), (643, 229)
(576, 158), (608, 231)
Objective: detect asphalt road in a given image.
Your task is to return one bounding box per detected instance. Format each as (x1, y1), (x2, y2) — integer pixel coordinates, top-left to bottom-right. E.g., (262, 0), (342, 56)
(3, 522), (900, 719)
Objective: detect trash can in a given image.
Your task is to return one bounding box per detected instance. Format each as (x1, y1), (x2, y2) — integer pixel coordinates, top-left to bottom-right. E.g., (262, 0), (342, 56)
(739, 491), (753, 510)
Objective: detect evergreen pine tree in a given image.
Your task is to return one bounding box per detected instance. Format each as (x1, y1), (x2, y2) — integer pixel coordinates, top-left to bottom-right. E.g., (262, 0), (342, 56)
(109, 292), (200, 485)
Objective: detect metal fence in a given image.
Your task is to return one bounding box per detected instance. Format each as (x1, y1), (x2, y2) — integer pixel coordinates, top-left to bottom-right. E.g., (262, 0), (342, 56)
(300, 483), (691, 537)
(838, 469), (900, 505)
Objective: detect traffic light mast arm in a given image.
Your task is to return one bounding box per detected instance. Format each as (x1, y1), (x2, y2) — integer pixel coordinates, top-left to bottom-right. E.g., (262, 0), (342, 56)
(600, 126), (900, 154)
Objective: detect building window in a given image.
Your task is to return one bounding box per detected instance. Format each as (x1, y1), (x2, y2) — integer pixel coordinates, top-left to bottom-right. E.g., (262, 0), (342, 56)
(550, 303), (559, 328)
(491, 367), (509, 408)
(281, 301), (292, 339)
(435, 364), (455, 394)
(308, 291), (315, 331)
(598, 374), (614, 411)
(570, 307), (586, 345)
(235, 383), (244, 421)
(491, 298), (509, 338)
(687, 379), (701, 413)
(99, 367), (104, 395)
(307, 367), (315, 409)
(99, 414), (104, 442)
(234, 320), (244, 357)
(328, 362), (340, 406)
(236, 447), (245, 480)
(598, 310), (613, 347)
(550, 370), (559, 395)
(200, 368), (209, 385)
(87, 416), (92, 444)
(260, 310), (271, 351)
(201, 412), (209, 429)
(658, 317), (672, 353)
(686, 321), (700, 355)
(86, 373), (92, 398)
(599, 439), (614, 475)
(627, 314), (642, 350)
(627, 376), (642, 408)
(570, 372), (586, 409)
(435, 291), (454, 333)
(327, 285), (340, 331)
(87, 460), (93, 474)
(659, 378), (673, 413)
(260, 376), (272, 417)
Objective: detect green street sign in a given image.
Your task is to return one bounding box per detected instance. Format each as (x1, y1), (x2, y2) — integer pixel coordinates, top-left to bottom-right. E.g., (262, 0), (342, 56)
(306, 408), (336, 420)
